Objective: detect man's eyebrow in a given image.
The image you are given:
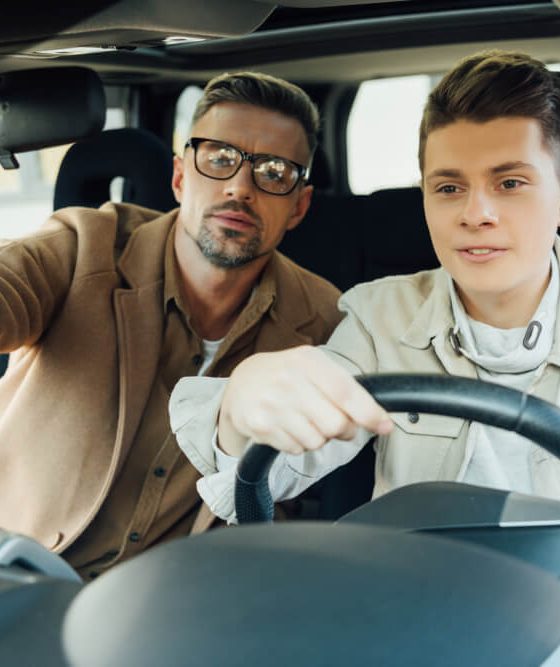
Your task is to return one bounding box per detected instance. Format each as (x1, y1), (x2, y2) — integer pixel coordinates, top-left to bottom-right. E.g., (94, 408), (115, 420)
(425, 169), (462, 182)
(425, 162), (536, 182)
(490, 161), (535, 174)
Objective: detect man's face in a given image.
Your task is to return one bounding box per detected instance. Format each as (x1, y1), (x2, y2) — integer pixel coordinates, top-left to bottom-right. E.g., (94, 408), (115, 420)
(423, 117), (560, 316)
(172, 101), (313, 269)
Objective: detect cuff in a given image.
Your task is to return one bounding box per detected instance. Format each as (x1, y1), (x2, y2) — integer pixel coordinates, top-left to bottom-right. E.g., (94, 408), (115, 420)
(169, 376), (228, 476)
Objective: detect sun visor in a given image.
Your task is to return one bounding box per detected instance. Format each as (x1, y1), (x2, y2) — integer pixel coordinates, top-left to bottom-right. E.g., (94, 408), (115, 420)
(0, 67), (106, 169)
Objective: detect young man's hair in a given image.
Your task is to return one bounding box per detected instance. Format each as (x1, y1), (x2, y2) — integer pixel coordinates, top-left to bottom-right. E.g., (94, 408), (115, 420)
(192, 71), (320, 155)
(419, 50), (560, 173)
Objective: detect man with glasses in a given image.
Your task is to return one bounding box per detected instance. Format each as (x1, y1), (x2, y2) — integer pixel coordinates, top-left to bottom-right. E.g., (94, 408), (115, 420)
(0, 72), (342, 579)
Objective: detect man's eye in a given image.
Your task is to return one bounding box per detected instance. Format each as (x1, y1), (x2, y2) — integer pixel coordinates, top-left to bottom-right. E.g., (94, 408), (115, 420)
(501, 178), (522, 190)
(263, 169), (284, 182)
(436, 184), (458, 194)
(257, 160), (288, 181)
(209, 152), (237, 167)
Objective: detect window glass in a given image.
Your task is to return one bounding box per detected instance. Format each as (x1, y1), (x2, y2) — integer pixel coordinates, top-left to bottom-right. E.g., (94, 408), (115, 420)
(174, 85), (204, 156)
(0, 106), (126, 239)
(347, 75), (432, 194)
(348, 63), (560, 195)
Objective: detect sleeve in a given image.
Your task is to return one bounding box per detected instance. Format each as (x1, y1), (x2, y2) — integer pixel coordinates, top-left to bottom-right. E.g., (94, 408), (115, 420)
(319, 286), (380, 375)
(0, 219), (77, 351)
(195, 429), (371, 524)
(169, 286), (380, 524)
(169, 376), (228, 476)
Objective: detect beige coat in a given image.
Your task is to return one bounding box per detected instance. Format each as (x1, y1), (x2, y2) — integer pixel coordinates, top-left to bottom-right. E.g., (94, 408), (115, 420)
(325, 245), (560, 499)
(0, 203), (342, 551)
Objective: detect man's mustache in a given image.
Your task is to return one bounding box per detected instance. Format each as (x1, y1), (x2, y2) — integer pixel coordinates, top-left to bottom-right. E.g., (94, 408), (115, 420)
(204, 201), (262, 229)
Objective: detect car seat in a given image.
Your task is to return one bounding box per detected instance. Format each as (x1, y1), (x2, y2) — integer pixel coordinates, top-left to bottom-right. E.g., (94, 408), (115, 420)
(53, 127), (177, 211)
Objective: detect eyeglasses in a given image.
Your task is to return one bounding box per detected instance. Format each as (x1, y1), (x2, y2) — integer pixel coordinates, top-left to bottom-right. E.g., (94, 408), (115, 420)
(185, 137), (309, 196)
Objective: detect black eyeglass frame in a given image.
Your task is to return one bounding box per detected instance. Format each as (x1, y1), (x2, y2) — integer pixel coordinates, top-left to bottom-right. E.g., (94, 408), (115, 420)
(184, 137), (310, 196)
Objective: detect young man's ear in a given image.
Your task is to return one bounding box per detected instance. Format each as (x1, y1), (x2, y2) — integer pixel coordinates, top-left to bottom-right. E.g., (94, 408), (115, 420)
(287, 183), (314, 231)
(171, 155), (185, 204)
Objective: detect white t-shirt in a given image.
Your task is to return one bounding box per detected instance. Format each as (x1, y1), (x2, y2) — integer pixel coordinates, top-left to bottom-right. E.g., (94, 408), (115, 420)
(198, 337), (225, 376)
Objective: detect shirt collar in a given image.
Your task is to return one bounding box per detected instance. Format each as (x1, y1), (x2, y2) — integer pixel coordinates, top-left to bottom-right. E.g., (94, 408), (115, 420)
(163, 235), (279, 326)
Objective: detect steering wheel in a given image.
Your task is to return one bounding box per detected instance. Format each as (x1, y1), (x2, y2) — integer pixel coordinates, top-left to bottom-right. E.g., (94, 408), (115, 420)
(235, 373), (560, 523)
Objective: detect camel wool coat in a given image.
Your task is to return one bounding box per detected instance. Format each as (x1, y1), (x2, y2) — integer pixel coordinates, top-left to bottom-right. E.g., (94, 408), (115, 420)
(0, 202), (342, 552)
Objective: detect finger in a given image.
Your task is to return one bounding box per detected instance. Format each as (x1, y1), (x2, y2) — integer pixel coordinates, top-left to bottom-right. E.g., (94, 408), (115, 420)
(301, 350), (393, 434)
(239, 391), (329, 453)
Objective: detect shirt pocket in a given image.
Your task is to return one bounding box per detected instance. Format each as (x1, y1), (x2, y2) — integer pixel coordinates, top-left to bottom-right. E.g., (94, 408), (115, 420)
(391, 412), (464, 438)
(375, 413), (466, 495)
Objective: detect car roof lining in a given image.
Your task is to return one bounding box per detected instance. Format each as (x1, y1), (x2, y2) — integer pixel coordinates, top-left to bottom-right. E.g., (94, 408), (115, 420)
(0, 1), (559, 86)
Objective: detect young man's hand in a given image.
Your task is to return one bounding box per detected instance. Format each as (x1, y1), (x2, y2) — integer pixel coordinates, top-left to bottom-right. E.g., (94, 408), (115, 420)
(218, 346), (393, 457)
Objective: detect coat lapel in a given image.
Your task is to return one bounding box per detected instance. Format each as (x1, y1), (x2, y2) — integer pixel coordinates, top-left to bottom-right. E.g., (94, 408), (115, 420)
(112, 211), (176, 466)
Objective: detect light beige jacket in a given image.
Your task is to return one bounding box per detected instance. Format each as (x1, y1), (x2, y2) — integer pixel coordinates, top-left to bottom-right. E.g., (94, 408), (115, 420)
(171, 240), (560, 521)
(324, 247), (560, 500)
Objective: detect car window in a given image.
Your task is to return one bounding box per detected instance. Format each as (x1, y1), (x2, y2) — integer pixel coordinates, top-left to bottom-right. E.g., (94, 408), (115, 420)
(347, 74), (436, 194)
(348, 63), (560, 195)
(173, 85), (204, 156)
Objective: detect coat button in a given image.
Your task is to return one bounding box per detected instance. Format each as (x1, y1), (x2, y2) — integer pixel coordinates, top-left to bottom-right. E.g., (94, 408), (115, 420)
(154, 467), (166, 478)
(192, 354), (203, 366)
(129, 531), (141, 543)
(408, 412), (419, 424)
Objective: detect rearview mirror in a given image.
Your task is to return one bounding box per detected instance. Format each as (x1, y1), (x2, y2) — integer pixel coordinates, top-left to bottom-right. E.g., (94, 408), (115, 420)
(0, 66), (106, 169)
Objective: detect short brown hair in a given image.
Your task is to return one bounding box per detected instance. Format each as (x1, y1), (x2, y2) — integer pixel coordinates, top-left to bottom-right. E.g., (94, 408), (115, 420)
(192, 71), (320, 155)
(419, 50), (560, 173)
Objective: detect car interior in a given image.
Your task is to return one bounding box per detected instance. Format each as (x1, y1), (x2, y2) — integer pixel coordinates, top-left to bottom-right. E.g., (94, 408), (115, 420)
(4, 0), (560, 664)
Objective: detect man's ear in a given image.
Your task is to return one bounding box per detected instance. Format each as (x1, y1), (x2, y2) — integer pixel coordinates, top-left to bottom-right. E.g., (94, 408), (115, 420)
(287, 183), (314, 231)
(171, 155), (185, 204)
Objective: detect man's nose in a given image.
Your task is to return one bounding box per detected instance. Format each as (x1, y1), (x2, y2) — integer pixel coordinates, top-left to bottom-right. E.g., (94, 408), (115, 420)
(223, 161), (256, 201)
(460, 189), (498, 227)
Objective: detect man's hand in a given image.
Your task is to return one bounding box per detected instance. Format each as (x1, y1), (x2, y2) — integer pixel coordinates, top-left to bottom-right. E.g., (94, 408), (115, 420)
(218, 346), (393, 457)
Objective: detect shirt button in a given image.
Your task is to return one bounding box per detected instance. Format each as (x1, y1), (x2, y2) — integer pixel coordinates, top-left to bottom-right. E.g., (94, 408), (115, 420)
(407, 412), (419, 424)
(129, 531), (141, 543)
(192, 354), (203, 366)
(154, 467), (167, 478)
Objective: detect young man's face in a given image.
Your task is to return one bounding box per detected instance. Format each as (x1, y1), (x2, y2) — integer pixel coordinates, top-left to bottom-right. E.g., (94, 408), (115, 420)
(172, 101), (313, 269)
(423, 117), (560, 321)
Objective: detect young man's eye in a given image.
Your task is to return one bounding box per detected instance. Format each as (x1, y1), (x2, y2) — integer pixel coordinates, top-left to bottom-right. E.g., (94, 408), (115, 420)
(435, 184), (458, 194)
(501, 178), (522, 190)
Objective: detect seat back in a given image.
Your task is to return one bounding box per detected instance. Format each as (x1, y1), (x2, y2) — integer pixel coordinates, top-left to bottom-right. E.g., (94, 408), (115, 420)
(362, 186), (439, 281)
(278, 185), (438, 294)
(277, 192), (368, 292)
(53, 127), (177, 211)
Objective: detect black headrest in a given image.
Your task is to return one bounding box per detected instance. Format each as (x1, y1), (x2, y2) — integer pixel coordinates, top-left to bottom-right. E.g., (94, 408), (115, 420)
(363, 187), (439, 279)
(309, 144), (333, 191)
(53, 127), (177, 212)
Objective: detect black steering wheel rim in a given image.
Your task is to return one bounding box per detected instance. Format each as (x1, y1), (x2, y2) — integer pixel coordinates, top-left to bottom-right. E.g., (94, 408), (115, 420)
(234, 373), (560, 523)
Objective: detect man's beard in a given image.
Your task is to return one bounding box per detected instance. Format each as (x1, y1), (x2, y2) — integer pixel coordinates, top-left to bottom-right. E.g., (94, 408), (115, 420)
(195, 217), (263, 269)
